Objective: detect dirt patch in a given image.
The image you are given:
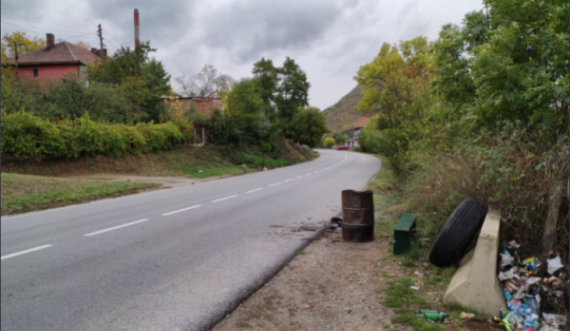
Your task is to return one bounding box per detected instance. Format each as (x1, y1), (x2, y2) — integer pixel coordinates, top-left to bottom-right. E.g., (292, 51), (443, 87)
(211, 225), (507, 331)
(212, 227), (400, 331)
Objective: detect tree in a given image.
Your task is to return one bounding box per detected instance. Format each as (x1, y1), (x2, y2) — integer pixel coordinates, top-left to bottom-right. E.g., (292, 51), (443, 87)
(226, 78), (266, 143)
(88, 42), (172, 123)
(354, 43), (403, 113)
(275, 57), (310, 122)
(323, 137), (335, 149)
(335, 134), (348, 146)
(46, 74), (129, 124)
(252, 57), (279, 106)
(2, 32), (45, 56)
(289, 107), (329, 147)
(174, 64), (234, 98)
(76, 41), (90, 50)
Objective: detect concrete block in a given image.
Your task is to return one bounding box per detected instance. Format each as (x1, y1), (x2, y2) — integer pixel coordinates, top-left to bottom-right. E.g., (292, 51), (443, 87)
(443, 208), (506, 316)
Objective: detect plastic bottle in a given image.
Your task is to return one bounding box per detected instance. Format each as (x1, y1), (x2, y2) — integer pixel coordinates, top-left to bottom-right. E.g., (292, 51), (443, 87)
(501, 317), (513, 331)
(505, 311), (524, 329)
(523, 295), (537, 315)
(523, 313), (533, 331)
(508, 299), (522, 311)
(417, 310), (448, 322)
(531, 314), (540, 330)
(514, 306), (530, 317)
(503, 288), (513, 301)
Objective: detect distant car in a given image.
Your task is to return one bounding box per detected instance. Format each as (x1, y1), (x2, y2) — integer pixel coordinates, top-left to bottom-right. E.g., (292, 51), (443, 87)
(336, 145), (350, 150)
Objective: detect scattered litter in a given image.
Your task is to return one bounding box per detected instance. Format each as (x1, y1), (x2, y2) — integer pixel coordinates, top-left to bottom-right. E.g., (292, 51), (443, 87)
(410, 286), (420, 291)
(198, 170), (203, 173)
(498, 241), (569, 331)
(460, 312), (475, 320)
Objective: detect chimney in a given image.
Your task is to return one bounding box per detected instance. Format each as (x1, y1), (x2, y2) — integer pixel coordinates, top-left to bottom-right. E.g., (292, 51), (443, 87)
(134, 9), (140, 49)
(46, 33), (55, 48)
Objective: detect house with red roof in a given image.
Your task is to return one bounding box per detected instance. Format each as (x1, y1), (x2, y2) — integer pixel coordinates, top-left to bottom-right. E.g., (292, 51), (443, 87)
(345, 117), (370, 148)
(4, 33), (103, 81)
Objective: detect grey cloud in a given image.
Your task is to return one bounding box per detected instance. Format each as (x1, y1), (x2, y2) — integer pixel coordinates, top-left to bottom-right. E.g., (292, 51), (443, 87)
(199, 0), (347, 63)
(86, 0), (195, 48)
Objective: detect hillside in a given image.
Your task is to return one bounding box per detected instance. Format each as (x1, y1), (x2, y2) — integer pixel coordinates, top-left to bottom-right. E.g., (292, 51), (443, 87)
(322, 85), (366, 135)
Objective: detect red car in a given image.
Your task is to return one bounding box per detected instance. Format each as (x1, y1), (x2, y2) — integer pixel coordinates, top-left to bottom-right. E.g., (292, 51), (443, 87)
(336, 145), (350, 150)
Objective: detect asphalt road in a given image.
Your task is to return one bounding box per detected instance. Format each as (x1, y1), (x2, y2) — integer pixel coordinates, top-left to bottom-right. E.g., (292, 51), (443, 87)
(1, 150), (381, 331)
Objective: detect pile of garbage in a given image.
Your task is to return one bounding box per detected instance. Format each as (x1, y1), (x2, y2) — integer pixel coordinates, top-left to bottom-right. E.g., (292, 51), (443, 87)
(498, 240), (569, 331)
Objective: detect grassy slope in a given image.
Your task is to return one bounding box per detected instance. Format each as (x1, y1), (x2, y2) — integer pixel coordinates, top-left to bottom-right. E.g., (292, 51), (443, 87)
(1, 140), (316, 178)
(1, 173), (160, 215)
(322, 85), (367, 136)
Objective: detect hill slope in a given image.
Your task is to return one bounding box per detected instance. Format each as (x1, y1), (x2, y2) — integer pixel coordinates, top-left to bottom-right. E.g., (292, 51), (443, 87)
(322, 85), (366, 135)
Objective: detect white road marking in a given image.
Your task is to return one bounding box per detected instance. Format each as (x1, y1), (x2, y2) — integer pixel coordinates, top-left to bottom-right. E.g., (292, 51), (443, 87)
(246, 188), (263, 194)
(296, 176), (304, 179)
(212, 195), (238, 203)
(284, 178), (294, 182)
(162, 204), (202, 216)
(1, 245), (53, 261)
(268, 182), (282, 187)
(306, 173), (313, 176)
(84, 219), (149, 237)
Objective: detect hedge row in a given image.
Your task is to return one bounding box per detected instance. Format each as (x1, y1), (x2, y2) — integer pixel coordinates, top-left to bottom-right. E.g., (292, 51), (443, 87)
(1, 111), (186, 158)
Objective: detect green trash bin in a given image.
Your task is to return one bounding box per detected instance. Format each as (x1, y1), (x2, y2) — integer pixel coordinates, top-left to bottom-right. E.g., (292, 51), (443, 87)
(393, 213), (416, 255)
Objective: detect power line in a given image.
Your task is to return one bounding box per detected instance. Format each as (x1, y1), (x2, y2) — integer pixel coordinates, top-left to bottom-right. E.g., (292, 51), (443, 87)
(0, 13), (94, 28)
(0, 20), (44, 36)
(1, 20), (96, 41)
(60, 31), (97, 41)
(105, 31), (127, 47)
(0, 16), (95, 32)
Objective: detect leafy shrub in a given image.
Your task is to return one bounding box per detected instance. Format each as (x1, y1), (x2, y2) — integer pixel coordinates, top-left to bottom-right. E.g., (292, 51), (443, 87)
(0, 109), (65, 157)
(1, 111), (185, 159)
(406, 130), (566, 248)
(169, 115), (194, 143)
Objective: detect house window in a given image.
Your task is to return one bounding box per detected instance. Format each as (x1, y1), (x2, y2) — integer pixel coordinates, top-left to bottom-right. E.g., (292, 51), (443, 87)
(33, 69), (38, 77)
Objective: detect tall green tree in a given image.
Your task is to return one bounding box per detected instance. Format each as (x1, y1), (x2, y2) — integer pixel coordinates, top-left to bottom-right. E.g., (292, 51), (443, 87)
(275, 57), (310, 124)
(252, 57), (279, 106)
(225, 78), (267, 143)
(88, 43), (172, 123)
(289, 107), (328, 147)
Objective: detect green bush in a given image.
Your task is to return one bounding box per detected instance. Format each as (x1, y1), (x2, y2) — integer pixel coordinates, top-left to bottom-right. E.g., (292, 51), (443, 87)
(1, 111), (185, 159)
(0, 110), (65, 157)
(170, 115), (194, 143)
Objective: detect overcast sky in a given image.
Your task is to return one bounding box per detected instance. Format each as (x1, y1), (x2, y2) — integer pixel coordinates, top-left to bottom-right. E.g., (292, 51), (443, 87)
(1, 0), (483, 110)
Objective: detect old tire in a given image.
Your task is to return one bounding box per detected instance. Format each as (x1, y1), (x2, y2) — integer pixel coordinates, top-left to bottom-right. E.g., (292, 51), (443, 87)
(428, 199), (487, 268)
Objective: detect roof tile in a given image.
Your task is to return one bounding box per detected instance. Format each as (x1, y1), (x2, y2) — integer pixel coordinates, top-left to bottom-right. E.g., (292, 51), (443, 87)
(5, 42), (101, 66)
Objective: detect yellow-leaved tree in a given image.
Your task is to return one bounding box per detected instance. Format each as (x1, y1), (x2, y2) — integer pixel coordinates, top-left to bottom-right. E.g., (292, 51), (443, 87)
(2, 31), (45, 56)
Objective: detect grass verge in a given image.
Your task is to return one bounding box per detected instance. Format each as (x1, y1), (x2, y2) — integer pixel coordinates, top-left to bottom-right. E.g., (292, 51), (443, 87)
(1, 173), (160, 216)
(367, 155), (489, 331)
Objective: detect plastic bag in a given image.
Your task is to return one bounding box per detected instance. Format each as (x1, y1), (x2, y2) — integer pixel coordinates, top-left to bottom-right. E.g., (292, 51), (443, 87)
(546, 256), (563, 275)
(501, 251), (515, 267)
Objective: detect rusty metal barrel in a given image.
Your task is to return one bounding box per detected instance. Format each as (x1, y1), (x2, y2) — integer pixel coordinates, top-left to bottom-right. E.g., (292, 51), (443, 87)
(341, 190), (374, 242)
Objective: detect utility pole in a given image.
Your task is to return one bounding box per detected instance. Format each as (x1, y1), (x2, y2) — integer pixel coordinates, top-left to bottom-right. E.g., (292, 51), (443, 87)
(97, 24), (105, 55)
(14, 41), (19, 81)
